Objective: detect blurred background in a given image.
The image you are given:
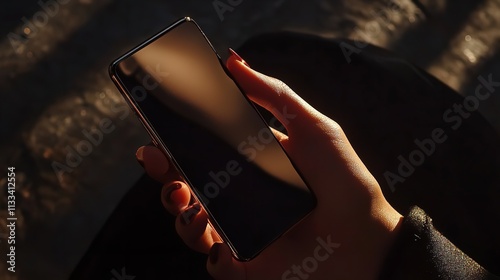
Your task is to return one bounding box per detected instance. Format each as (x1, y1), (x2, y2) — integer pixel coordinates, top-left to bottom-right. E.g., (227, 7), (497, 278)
(0, 0), (499, 279)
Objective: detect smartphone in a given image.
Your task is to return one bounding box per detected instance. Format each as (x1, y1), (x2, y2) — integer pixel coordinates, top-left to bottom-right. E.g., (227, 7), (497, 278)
(109, 17), (316, 261)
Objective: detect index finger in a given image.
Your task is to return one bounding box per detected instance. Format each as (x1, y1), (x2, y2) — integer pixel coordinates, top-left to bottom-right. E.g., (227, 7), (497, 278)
(226, 52), (322, 136)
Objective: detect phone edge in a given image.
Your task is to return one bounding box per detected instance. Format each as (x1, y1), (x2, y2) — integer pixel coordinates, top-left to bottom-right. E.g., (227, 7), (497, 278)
(107, 17), (318, 262)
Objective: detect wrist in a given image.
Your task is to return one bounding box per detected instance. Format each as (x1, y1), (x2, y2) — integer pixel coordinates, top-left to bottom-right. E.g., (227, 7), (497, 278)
(338, 199), (403, 280)
(364, 199), (404, 279)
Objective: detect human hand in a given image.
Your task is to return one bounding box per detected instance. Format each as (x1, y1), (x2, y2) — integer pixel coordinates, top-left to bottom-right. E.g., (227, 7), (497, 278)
(136, 49), (402, 280)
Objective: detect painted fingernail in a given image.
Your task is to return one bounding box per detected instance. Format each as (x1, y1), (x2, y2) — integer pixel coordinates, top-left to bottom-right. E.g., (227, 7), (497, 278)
(136, 146), (145, 167)
(228, 48), (250, 67)
(180, 203), (201, 225)
(164, 183), (182, 204)
(209, 243), (221, 265)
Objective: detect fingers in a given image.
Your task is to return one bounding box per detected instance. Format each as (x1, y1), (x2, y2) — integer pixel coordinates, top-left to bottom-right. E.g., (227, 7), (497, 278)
(160, 181), (219, 253)
(136, 145), (178, 183)
(207, 243), (246, 280)
(226, 50), (322, 136)
(135, 147), (223, 254)
(161, 181), (191, 215)
(271, 126), (288, 142)
(176, 203), (215, 253)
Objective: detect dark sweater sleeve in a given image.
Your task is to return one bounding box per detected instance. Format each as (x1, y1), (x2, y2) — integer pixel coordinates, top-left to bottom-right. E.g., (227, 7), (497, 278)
(379, 206), (500, 280)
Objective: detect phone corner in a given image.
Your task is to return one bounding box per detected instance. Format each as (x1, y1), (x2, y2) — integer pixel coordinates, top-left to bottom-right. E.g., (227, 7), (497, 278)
(108, 59), (120, 79)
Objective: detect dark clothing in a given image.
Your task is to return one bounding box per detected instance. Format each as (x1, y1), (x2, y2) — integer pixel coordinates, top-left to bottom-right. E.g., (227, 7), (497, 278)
(380, 206), (500, 279)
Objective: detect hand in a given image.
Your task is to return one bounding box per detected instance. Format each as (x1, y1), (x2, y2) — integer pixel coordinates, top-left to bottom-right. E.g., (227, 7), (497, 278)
(136, 50), (403, 280)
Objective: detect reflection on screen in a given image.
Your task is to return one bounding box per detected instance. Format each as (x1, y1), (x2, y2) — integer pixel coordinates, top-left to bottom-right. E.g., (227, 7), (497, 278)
(114, 19), (315, 260)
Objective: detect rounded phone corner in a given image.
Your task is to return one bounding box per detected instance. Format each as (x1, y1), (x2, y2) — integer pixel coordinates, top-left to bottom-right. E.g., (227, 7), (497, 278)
(108, 59), (120, 79)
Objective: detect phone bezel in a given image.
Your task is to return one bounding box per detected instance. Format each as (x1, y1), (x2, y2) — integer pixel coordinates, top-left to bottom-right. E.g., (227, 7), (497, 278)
(108, 17), (317, 261)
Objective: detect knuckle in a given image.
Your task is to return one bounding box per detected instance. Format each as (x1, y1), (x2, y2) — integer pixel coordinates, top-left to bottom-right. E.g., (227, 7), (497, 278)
(271, 78), (292, 96)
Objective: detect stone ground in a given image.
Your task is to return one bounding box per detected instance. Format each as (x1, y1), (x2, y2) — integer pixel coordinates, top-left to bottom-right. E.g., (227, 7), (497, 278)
(0, 0), (499, 279)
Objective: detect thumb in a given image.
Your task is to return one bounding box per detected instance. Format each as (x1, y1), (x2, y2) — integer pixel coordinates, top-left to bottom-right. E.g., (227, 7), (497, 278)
(226, 49), (323, 136)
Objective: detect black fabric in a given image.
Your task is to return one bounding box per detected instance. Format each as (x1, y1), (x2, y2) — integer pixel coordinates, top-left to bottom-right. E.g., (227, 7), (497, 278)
(379, 206), (500, 280)
(70, 32), (500, 279)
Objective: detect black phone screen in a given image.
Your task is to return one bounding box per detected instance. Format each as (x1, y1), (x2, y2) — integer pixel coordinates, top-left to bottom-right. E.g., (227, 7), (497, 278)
(110, 18), (316, 260)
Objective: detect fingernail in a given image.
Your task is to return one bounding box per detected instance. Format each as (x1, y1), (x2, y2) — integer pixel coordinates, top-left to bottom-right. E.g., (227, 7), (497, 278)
(136, 146), (145, 167)
(209, 243), (221, 265)
(164, 183), (182, 204)
(142, 146), (169, 175)
(181, 203), (201, 225)
(228, 48), (250, 67)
